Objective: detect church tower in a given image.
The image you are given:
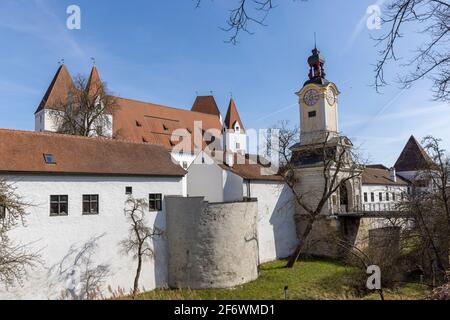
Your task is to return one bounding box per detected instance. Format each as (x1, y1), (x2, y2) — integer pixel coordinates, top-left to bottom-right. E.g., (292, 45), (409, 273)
(296, 47), (340, 145)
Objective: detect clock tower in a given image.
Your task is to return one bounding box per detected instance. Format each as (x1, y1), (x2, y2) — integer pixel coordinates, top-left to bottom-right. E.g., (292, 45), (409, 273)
(296, 47), (340, 145)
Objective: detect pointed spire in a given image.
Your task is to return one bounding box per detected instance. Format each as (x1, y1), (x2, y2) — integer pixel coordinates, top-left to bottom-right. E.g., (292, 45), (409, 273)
(35, 64), (74, 114)
(394, 136), (434, 172)
(87, 65), (102, 95)
(224, 98), (245, 132)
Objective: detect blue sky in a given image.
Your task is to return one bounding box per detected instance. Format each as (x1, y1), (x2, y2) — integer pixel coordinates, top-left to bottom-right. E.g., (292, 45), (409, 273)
(0, 0), (448, 165)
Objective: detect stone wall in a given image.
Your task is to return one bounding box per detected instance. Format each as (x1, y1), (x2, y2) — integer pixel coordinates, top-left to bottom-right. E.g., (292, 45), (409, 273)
(166, 197), (259, 289)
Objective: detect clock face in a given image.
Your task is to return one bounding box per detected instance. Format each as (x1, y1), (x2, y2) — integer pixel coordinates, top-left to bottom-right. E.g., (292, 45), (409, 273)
(303, 89), (319, 106)
(326, 89), (336, 105)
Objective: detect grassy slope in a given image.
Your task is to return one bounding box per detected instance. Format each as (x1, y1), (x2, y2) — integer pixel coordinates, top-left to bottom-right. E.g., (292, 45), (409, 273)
(137, 259), (430, 300)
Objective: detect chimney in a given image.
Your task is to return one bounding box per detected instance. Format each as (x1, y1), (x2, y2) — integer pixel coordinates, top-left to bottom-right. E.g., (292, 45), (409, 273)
(389, 167), (397, 183)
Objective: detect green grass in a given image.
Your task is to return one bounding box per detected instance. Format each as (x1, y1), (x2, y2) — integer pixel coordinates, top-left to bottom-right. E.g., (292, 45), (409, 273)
(136, 259), (430, 300)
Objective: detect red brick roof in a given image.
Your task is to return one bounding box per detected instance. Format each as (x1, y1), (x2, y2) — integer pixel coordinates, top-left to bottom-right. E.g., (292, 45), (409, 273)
(191, 96), (221, 117)
(0, 129), (186, 177)
(362, 165), (409, 186)
(394, 136), (434, 172)
(218, 153), (283, 181)
(224, 99), (245, 132)
(35, 65), (74, 114)
(113, 97), (223, 153)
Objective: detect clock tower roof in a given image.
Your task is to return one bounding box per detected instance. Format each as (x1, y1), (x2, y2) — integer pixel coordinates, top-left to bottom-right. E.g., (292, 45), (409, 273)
(304, 47), (330, 87)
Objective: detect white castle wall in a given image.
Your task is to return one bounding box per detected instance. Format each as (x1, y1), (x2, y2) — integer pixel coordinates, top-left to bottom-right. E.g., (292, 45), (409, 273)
(0, 174), (183, 300)
(244, 181), (298, 263)
(166, 196), (259, 289)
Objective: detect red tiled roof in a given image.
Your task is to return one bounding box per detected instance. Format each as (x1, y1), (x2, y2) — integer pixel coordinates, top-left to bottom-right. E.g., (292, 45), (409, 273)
(113, 97), (223, 153)
(224, 99), (245, 132)
(35, 65), (74, 114)
(191, 96), (221, 117)
(0, 129), (186, 177)
(87, 66), (102, 95)
(394, 136), (434, 172)
(362, 166), (409, 186)
(218, 153), (283, 182)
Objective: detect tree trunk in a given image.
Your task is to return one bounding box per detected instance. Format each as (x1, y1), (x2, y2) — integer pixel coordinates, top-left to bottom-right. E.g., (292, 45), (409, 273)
(133, 254), (143, 298)
(286, 219), (314, 268)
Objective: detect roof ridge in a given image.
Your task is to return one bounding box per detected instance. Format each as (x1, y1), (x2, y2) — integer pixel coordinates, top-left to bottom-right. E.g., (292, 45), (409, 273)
(0, 128), (171, 149)
(114, 96), (221, 119)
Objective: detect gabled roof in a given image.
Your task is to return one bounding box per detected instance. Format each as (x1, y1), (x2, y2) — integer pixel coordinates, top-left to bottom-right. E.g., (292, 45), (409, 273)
(224, 99), (245, 132)
(362, 165), (409, 186)
(394, 136), (434, 172)
(35, 65), (74, 114)
(0, 129), (186, 177)
(191, 96), (221, 117)
(113, 97), (223, 153)
(214, 152), (282, 182)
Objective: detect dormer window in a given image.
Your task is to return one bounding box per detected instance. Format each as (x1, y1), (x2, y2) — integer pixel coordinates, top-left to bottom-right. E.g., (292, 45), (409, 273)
(43, 154), (56, 165)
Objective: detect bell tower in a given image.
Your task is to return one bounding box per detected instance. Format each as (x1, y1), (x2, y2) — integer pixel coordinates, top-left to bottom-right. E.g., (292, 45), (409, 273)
(296, 47), (340, 145)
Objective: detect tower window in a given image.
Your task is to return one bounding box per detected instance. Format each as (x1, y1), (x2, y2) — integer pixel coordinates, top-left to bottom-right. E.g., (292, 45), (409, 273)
(126, 187), (133, 195)
(308, 111), (317, 118)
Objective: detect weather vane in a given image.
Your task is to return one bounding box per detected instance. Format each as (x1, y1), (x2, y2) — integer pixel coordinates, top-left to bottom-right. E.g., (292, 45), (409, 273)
(91, 57), (96, 66)
(58, 59), (65, 65)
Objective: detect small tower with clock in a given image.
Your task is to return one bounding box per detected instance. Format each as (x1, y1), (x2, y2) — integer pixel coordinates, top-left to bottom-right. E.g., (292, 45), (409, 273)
(296, 47), (340, 145)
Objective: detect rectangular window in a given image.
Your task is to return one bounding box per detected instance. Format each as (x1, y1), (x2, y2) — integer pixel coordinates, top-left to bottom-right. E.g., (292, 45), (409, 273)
(83, 195), (99, 215)
(149, 194), (162, 211)
(371, 193), (375, 202)
(363, 192), (368, 203)
(386, 192), (390, 202)
(379, 192), (383, 202)
(50, 195), (68, 216)
(308, 111), (317, 118)
(126, 187), (133, 195)
(236, 143), (241, 150)
(0, 205), (5, 219)
(393, 192), (396, 201)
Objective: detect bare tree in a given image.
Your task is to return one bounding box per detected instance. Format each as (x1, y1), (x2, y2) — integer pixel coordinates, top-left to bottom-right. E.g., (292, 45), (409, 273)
(268, 122), (365, 268)
(50, 74), (118, 137)
(0, 179), (40, 288)
(195, 0), (277, 44)
(374, 0), (450, 102)
(120, 198), (163, 297)
(396, 135), (450, 286)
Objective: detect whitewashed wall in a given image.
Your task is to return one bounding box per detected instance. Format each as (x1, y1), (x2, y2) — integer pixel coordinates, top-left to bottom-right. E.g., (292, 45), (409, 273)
(0, 174), (183, 300)
(222, 170), (244, 202)
(361, 184), (408, 211)
(35, 109), (60, 133)
(35, 110), (113, 138)
(244, 181), (298, 263)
